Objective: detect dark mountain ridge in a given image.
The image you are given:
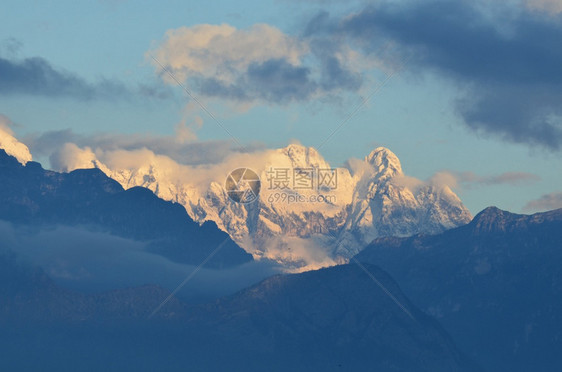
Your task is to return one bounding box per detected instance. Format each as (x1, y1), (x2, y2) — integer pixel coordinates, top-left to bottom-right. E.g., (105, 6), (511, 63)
(0, 149), (251, 267)
(356, 206), (562, 371)
(0, 252), (480, 372)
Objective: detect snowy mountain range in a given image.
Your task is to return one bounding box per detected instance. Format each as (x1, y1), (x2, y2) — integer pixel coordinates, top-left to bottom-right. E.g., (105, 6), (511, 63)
(87, 143), (471, 269)
(0, 128), (471, 269)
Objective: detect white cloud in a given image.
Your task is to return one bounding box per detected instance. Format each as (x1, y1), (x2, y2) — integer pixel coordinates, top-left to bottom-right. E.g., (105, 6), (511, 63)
(523, 192), (562, 212)
(48, 139), (270, 193)
(391, 174), (425, 190)
(428, 171), (459, 190)
(150, 23), (308, 85)
(50, 143), (98, 172)
(148, 23), (365, 104)
(28, 127), (249, 167)
(174, 116), (201, 144)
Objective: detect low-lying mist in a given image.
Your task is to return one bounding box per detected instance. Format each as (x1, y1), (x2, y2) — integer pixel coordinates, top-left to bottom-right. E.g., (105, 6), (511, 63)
(0, 221), (282, 303)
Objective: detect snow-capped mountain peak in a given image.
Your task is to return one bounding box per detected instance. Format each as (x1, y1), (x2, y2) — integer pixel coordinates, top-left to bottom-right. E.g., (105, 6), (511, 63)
(365, 147), (402, 179)
(275, 144), (329, 169)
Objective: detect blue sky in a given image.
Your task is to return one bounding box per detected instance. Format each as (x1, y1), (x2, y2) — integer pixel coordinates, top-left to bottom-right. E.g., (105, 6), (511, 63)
(1, 0), (561, 215)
